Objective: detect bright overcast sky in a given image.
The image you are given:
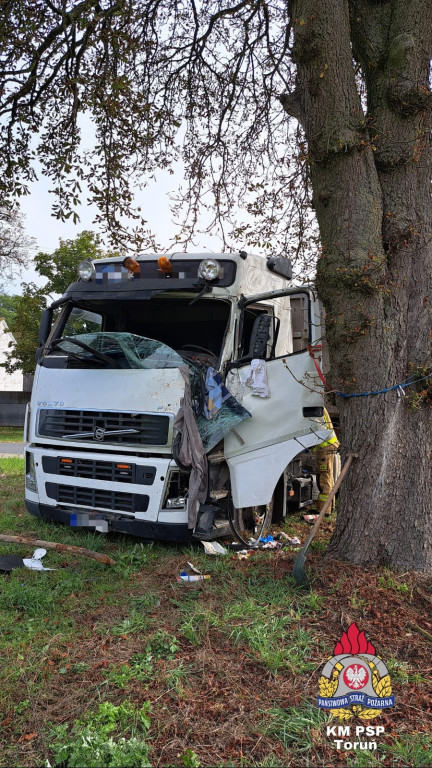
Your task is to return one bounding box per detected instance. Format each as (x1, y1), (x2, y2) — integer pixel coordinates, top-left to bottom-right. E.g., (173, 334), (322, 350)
(9, 115), (227, 294)
(11, 168), (224, 295)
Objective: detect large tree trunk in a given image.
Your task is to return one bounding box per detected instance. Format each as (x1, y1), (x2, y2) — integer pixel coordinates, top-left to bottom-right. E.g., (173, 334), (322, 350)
(282, 0), (432, 570)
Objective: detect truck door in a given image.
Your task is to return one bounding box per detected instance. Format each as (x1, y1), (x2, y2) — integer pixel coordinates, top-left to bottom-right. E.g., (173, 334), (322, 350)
(224, 288), (329, 508)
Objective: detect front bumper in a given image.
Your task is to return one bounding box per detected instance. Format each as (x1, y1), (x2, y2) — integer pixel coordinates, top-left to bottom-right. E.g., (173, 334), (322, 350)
(25, 499), (192, 541)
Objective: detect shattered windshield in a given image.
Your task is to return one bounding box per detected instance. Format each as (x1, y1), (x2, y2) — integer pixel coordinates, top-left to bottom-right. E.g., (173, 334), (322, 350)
(52, 332), (186, 369)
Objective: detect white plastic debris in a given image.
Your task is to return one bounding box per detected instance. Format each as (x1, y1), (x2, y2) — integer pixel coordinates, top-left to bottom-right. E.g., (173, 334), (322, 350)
(23, 548), (56, 571)
(187, 561), (202, 574)
(201, 541), (228, 555)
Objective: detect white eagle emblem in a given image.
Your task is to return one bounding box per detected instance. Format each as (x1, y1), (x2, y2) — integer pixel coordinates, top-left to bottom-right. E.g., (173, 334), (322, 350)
(346, 664), (367, 689)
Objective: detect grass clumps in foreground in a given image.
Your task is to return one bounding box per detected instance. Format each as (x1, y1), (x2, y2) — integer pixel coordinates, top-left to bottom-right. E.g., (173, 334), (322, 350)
(259, 704), (329, 760)
(0, 456), (24, 475)
(47, 701), (152, 767)
(0, 426), (24, 442)
(106, 631), (180, 689)
(1, 460), (432, 767)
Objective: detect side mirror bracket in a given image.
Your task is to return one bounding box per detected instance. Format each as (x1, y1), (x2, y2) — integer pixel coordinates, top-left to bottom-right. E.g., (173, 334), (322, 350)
(35, 308), (53, 362)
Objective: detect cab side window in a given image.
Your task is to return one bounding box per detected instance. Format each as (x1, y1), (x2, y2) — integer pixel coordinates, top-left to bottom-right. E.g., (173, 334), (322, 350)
(238, 293), (311, 361)
(239, 304), (275, 359)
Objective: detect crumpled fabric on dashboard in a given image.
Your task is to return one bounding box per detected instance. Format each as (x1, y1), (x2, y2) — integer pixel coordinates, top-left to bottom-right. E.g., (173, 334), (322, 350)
(203, 367), (231, 419)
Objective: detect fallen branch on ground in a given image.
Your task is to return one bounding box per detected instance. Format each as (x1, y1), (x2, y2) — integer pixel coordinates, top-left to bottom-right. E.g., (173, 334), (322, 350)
(0, 534), (115, 565)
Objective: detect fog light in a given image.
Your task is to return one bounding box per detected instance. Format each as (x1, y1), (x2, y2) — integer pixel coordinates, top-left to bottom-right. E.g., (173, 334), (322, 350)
(25, 452), (38, 492)
(198, 259), (222, 281)
(166, 496), (187, 509)
(78, 259), (95, 281)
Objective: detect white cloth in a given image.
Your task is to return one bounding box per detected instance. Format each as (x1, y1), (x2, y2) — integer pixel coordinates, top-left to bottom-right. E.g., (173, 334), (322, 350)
(244, 359), (270, 398)
(225, 369), (245, 403)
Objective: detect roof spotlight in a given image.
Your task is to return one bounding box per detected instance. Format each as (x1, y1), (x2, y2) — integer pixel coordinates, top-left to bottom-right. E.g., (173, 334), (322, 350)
(78, 259), (95, 281)
(198, 259), (222, 281)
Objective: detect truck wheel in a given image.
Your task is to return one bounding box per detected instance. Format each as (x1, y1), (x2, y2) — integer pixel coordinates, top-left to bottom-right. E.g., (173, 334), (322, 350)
(230, 500), (273, 546)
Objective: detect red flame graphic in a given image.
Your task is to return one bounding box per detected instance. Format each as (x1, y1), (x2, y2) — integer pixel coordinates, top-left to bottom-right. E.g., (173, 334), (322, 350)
(333, 622), (376, 655)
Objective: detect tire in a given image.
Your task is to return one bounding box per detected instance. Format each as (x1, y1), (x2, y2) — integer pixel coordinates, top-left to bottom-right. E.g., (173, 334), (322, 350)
(230, 500), (273, 546)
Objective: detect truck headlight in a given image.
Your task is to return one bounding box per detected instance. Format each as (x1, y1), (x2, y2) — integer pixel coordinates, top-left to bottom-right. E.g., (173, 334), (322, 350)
(78, 259), (95, 281)
(25, 452), (38, 492)
(166, 497), (187, 509)
(198, 259), (222, 281)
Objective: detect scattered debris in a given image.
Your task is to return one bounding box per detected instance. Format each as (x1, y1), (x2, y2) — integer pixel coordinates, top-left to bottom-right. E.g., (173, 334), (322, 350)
(187, 561), (203, 574)
(0, 548), (56, 573)
(201, 541), (227, 555)
(23, 548), (56, 571)
(231, 532), (302, 556)
(177, 570), (211, 582)
(303, 514), (319, 524)
(0, 555), (25, 573)
(237, 550), (256, 560)
(229, 542), (247, 552)
(278, 533), (301, 546)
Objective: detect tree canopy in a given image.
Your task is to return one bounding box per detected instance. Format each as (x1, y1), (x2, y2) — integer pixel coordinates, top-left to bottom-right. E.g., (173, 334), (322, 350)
(2, 230), (107, 374)
(0, 206), (34, 289)
(0, 0), (313, 262)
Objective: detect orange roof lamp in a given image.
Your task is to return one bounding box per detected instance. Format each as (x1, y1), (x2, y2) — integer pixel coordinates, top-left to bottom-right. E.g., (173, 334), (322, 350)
(122, 257), (141, 275)
(157, 256), (173, 275)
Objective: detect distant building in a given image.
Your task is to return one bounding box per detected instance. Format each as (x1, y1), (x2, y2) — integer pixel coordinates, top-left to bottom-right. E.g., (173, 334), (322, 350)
(0, 317), (32, 426)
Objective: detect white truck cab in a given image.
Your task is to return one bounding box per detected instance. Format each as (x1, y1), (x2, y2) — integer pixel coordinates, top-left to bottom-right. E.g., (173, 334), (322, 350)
(25, 251), (332, 541)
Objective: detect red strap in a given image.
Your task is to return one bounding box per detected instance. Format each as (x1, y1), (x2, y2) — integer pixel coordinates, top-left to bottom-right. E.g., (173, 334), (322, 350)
(307, 345), (330, 389)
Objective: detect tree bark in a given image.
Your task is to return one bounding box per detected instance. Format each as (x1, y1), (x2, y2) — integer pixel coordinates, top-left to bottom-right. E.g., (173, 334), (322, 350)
(283, 0), (432, 570)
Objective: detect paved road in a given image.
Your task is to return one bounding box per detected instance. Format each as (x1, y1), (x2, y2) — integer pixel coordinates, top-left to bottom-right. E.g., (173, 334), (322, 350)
(0, 442), (25, 457)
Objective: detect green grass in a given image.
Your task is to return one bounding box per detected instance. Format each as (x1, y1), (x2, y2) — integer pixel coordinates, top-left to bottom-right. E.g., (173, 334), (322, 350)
(386, 734), (432, 766)
(0, 462), (430, 767)
(47, 700), (152, 767)
(346, 734), (432, 768)
(259, 704), (329, 760)
(0, 426), (24, 442)
(0, 456), (24, 475)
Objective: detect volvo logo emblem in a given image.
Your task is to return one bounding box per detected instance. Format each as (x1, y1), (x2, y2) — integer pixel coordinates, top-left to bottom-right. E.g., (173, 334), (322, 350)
(93, 426), (105, 441)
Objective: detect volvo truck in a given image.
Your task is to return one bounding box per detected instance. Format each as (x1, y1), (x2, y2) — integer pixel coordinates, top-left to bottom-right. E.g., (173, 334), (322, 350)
(24, 251), (332, 541)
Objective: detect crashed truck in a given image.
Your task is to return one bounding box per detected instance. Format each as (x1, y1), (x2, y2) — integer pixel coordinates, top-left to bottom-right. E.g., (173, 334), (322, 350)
(24, 251), (333, 543)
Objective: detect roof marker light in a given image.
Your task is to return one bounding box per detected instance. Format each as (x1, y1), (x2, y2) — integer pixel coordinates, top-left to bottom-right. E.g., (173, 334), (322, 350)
(122, 257), (141, 275)
(157, 256), (173, 274)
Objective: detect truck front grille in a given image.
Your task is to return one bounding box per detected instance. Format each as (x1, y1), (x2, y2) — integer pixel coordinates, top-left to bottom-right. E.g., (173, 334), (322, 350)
(45, 482), (149, 513)
(38, 409), (170, 446)
(42, 456), (156, 485)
